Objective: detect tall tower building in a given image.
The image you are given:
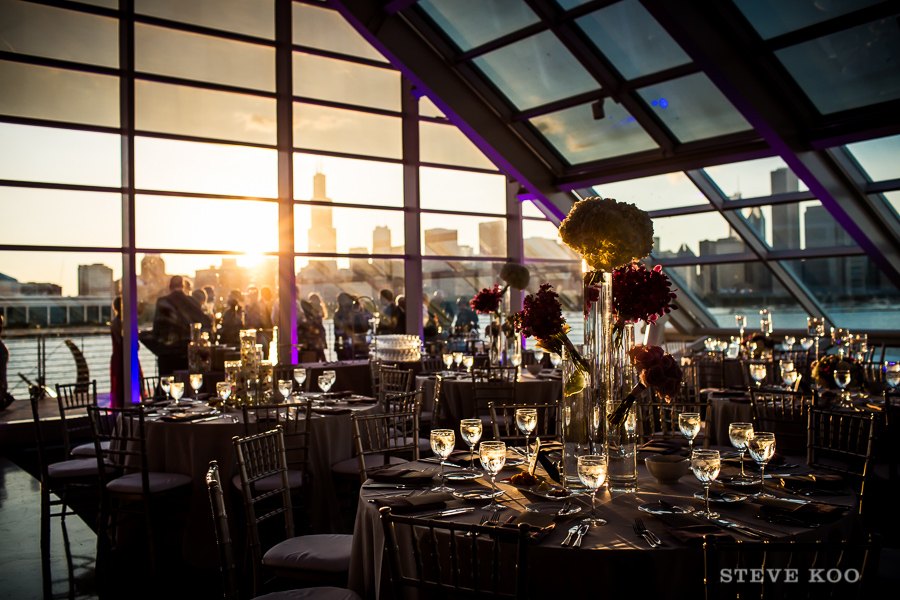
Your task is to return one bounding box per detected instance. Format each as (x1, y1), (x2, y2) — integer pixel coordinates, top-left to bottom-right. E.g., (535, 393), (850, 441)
(308, 171), (337, 254)
(78, 263), (114, 296)
(771, 167), (801, 250)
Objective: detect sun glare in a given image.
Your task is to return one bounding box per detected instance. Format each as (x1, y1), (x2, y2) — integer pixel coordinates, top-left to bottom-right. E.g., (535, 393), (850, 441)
(238, 252), (265, 268)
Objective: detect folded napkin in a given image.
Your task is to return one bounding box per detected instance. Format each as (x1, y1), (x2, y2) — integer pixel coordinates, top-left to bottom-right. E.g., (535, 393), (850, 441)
(159, 411), (216, 422)
(501, 511), (556, 543)
(755, 496), (847, 525)
(322, 390), (353, 399)
(723, 453), (787, 468)
(369, 468), (435, 485)
(638, 439), (685, 455)
(659, 513), (735, 547)
(345, 396), (378, 404)
(775, 473), (846, 493)
(312, 407), (352, 416)
(372, 492), (453, 513)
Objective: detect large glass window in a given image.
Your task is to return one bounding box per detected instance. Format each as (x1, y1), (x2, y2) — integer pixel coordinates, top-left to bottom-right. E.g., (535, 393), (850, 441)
(420, 168), (505, 214)
(0, 188), (122, 248)
(421, 214), (506, 257)
(591, 172), (708, 212)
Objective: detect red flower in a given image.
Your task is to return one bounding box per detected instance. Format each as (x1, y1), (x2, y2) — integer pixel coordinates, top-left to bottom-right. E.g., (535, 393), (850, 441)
(511, 283), (566, 345)
(627, 344), (683, 401)
(612, 263), (678, 325)
(470, 284), (503, 314)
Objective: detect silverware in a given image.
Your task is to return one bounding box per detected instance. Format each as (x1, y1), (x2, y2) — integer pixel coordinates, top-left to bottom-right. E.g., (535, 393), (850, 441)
(633, 521), (655, 547)
(557, 501), (572, 517)
(561, 524), (580, 546)
(634, 517), (662, 547)
(573, 523), (590, 548)
(756, 513), (820, 528)
(417, 507), (475, 519)
(713, 518), (777, 539)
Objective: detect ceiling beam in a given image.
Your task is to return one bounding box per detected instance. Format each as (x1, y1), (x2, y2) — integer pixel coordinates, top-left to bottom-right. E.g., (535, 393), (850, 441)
(329, 0), (576, 221)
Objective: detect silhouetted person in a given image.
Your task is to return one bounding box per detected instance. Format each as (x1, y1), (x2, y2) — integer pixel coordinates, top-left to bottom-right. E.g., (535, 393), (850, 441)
(333, 293), (369, 360)
(301, 294), (327, 361)
(151, 275), (211, 374)
(244, 284), (271, 357)
(394, 294), (407, 335)
(454, 297), (479, 333)
(430, 290), (454, 332)
(0, 315), (9, 408)
(218, 290), (244, 346)
(377, 289), (400, 335)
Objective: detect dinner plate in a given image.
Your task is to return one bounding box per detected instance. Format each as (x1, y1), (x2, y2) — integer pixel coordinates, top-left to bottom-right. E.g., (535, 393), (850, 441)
(444, 470), (481, 481)
(451, 489), (504, 501)
(502, 457), (524, 467)
(694, 490), (750, 503)
(526, 502), (582, 516)
(526, 486), (580, 501)
(638, 502), (694, 515)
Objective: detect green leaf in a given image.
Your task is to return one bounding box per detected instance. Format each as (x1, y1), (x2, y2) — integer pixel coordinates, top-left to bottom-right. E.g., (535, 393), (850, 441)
(563, 367), (586, 396)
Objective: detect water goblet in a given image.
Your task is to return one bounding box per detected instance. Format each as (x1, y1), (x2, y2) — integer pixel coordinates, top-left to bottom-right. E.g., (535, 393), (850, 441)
(715, 339), (728, 353)
(783, 336), (795, 351)
(216, 381), (232, 406)
(442, 353), (454, 373)
(170, 381), (185, 406)
(515, 408), (537, 462)
(293, 368), (307, 391)
(479, 441), (507, 512)
(728, 422), (754, 479)
(748, 432), (776, 498)
(749, 363), (767, 388)
(189, 373), (203, 398)
(885, 362), (900, 390)
(452, 352), (463, 371)
(533, 348), (545, 364)
(781, 368), (798, 389)
(834, 368), (852, 408)
(430, 429), (456, 492)
(549, 353), (562, 370)
(577, 455), (608, 526)
(691, 449), (721, 519)
(277, 379), (292, 401)
(800, 337), (813, 350)
(460, 419), (483, 473)
(318, 374), (334, 394)
(704, 338), (716, 352)
(678, 412), (701, 454)
(462, 355), (474, 373)
(161, 376), (172, 400)
(510, 352), (522, 368)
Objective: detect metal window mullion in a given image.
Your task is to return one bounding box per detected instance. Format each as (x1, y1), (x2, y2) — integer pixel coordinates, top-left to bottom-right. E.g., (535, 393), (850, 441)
(402, 77), (423, 338)
(828, 147), (900, 241)
(506, 179), (524, 315)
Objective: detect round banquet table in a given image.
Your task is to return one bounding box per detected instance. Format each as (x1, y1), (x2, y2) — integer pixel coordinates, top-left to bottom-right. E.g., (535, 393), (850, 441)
(135, 399), (379, 568)
(415, 371), (562, 426)
(348, 450), (860, 600)
(705, 391), (754, 446)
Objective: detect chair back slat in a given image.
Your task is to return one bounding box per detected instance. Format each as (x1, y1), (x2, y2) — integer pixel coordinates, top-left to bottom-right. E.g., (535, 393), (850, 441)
(379, 366), (414, 407)
(489, 402), (558, 444)
(242, 401), (313, 478)
(56, 380), (98, 456)
(87, 405), (148, 475)
(140, 376), (163, 402)
(750, 389), (816, 454)
(472, 367), (518, 418)
(352, 410), (419, 484)
(205, 461), (240, 600)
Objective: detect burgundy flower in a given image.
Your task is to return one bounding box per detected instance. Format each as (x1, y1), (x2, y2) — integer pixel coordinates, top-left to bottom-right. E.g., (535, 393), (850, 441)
(627, 344), (683, 401)
(470, 284), (503, 314)
(627, 344), (666, 370)
(612, 263), (678, 325)
(511, 283), (566, 345)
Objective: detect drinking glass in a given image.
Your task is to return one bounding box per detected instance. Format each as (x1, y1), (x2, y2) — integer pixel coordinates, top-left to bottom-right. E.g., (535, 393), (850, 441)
(460, 419), (483, 473)
(747, 432), (776, 498)
(442, 353), (454, 372)
(726, 337), (740, 359)
(691, 449), (721, 519)
(783, 336), (795, 351)
(479, 441), (507, 511)
(885, 362), (900, 390)
(462, 355), (474, 373)
(715, 340), (728, 353)
(161, 376), (172, 399)
(318, 374), (334, 394)
(704, 338), (716, 352)
(735, 314), (746, 339)
(189, 373), (203, 397)
(678, 412), (701, 453)
(170, 381), (185, 405)
(533, 348), (545, 364)
(549, 353), (562, 369)
(277, 379), (292, 400)
(577, 455), (608, 526)
(510, 352), (522, 368)
(808, 317), (825, 358)
(324, 369), (336, 391)
(834, 368), (852, 406)
(749, 363), (767, 388)
(293, 368), (307, 391)
(800, 337), (813, 350)
(452, 352), (463, 371)
(781, 369), (798, 388)
(430, 429), (456, 492)
(216, 381), (232, 405)
(515, 408), (538, 462)
(728, 422), (754, 478)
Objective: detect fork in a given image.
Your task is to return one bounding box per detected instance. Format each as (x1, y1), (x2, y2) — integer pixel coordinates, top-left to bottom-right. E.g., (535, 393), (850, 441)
(467, 514), (490, 537)
(636, 517), (662, 546)
(633, 517), (659, 547)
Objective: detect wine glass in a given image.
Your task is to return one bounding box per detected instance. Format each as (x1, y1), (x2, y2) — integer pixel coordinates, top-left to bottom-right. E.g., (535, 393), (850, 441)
(479, 441), (507, 512)
(170, 381), (185, 406)
(749, 363), (767, 388)
(783, 336), (795, 351)
(691, 449), (721, 519)
(704, 338), (716, 352)
(452, 352), (463, 371)
(462, 355), (474, 373)
(515, 408), (538, 462)
(728, 422), (754, 479)
(781, 368), (798, 389)
(885, 361), (900, 390)
(216, 381), (232, 406)
(460, 419), (483, 473)
(161, 376), (172, 400)
(735, 314), (746, 341)
(293, 368), (307, 392)
(533, 348), (545, 365)
(277, 379), (292, 401)
(189, 373), (203, 398)
(430, 429), (456, 492)
(715, 339), (728, 353)
(318, 374), (334, 394)
(549, 353), (562, 370)
(510, 352), (522, 368)
(834, 368), (852, 407)
(748, 432), (776, 498)
(442, 353), (454, 373)
(577, 454), (608, 527)
(800, 337), (813, 350)
(678, 412), (701, 453)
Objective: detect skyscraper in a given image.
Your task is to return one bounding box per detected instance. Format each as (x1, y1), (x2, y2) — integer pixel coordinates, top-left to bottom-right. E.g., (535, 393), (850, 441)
(771, 167), (801, 250)
(308, 171), (337, 254)
(78, 264), (114, 296)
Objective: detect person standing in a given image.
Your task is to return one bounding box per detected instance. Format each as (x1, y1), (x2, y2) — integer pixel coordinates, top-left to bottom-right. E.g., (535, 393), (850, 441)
(151, 275), (211, 374)
(0, 315), (10, 410)
(377, 289), (399, 335)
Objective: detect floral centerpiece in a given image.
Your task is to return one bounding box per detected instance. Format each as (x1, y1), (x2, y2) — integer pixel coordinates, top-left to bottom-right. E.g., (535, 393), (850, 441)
(470, 263), (531, 365)
(509, 283), (591, 396)
(559, 197), (653, 273)
(607, 344), (683, 426)
(811, 354), (865, 390)
(610, 262), (678, 344)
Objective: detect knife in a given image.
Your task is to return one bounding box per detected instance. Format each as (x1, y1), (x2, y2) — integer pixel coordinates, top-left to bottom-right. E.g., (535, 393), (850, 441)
(416, 507), (475, 519)
(191, 413), (223, 423)
(713, 518), (776, 540)
(561, 524), (580, 546)
(573, 523), (590, 547)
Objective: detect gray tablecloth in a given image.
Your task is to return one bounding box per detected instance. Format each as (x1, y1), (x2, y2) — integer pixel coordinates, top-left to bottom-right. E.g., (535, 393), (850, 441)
(706, 394), (754, 446)
(348, 451), (859, 599)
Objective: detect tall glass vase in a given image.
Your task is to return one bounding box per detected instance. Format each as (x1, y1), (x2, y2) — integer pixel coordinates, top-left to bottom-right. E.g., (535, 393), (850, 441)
(560, 344), (591, 490)
(584, 269), (611, 457)
(607, 323), (637, 492)
(489, 312), (503, 366)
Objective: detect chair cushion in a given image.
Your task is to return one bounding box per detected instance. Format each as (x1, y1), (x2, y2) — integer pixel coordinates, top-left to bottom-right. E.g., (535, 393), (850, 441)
(331, 454), (407, 476)
(107, 471), (192, 494)
(231, 469), (304, 492)
(256, 589), (361, 600)
(71, 440), (110, 457)
(262, 534), (353, 573)
(47, 458), (99, 479)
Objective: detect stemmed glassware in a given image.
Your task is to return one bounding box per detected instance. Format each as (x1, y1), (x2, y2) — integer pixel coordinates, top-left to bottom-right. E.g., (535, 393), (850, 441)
(462, 355), (474, 373)
(277, 379), (292, 401)
(293, 368), (307, 393)
(452, 352), (463, 371)
(782, 336), (795, 351)
(318, 373), (335, 394)
(430, 429), (456, 492)
(442, 353), (454, 374)
(749, 363), (767, 388)
(515, 408), (538, 462)
(691, 449), (721, 519)
(170, 381), (185, 406)
(781, 368), (798, 389)
(834, 368), (853, 408)
(189, 373), (203, 398)
(479, 441), (507, 512)
(549, 353), (562, 370)
(726, 337), (741, 359)
(735, 315), (746, 345)
(215, 381), (231, 407)
(747, 432), (776, 498)
(885, 362), (900, 390)
(533, 348), (545, 365)
(510, 350), (522, 368)
(577, 454), (608, 527)
(800, 337), (813, 350)
(808, 317), (825, 360)
(459, 419), (483, 474)
(728, 422), (754, 480)
(678, 412), (701, 453)
(161, 376), (173, 400)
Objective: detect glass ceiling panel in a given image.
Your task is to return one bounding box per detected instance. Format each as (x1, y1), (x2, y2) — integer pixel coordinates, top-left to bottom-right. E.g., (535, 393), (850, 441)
(419, 96), (446, 118)
(135, 0), (274, 39)
(522, 200), (546, 218)
(775, 16), (900, 115)
(706, 158), (809, 200)
(530, 101), (657, 164)
(575, 0), (691, 81)
(782, 257), (900, 330)
(637, 73), (752, 143)
(879, 192), (900, 219)
(733, 201), (858, 251)
(472, 31), (598, 111)
(845, 134), (900, 182)
(419, 0), (540, 52)
(292, 2), (386, 62)
(732, 0), (882, 41)
(652, 212), (738, 259)
(592, 172), (708, 212)
(554, 0), (592, 11)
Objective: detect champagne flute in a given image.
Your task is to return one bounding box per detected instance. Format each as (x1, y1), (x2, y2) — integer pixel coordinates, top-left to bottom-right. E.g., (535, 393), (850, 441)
(747, 432), (776, 498)
(460, 419), (483, 473)
(442, 353), (454, 373)
(549, 353), (562, 370)
(479, 441), (507, 512)
(691, 449), (721, 519)
(577, 454), (608, 526)
(170, 381), (185, 406)
(728, 422), (754, 479)
(749, 363), (767, 388)
(462, 355), (474, 373)
(293, 368), (307, 392)
(885, 361), (900, 390)
(430, 429), (456, 492)
(189, 373), (203, 398)
(452, 352), (463, 371)
(216, 381), (232, 407)
(678, 412), (701, 454)
(515, 408), (538, 462)
(277, 379), (292, 401)
(161, 376), (172, 400)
